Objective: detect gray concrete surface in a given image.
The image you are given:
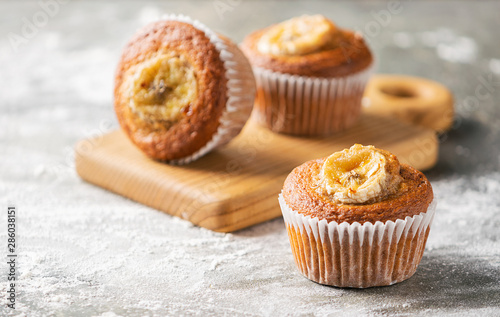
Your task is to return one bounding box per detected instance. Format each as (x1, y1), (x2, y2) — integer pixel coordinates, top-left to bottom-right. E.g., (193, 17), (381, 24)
(1, 1), (499, 316)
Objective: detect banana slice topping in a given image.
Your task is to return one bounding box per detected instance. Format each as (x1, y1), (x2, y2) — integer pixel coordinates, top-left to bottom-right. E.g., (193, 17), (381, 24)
(319, 144), (403, 204)
(257, 15), (337, 56)
(129, 52), (198, 127)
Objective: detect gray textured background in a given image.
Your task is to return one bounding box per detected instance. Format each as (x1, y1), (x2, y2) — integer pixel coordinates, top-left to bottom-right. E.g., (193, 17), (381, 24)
(1, 1), (500, 316)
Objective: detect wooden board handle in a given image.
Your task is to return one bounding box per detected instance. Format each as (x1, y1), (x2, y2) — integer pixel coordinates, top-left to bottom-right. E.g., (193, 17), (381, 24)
(363, 74), (454, 132)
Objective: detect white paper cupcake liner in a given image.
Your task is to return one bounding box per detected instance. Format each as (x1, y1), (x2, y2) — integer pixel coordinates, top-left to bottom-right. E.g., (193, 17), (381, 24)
(163, 14), (256, 165)
(252, 63), (373, 136)
(279, 193), (436, 288)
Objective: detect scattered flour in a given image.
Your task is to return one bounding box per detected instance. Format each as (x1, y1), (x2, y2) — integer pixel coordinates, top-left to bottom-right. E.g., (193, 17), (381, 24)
(393, 28), (478, 64)
(1, 2), (499, 317)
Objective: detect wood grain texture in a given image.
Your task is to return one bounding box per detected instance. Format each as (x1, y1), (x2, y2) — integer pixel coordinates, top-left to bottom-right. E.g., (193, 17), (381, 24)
(75, 114), (437, 233)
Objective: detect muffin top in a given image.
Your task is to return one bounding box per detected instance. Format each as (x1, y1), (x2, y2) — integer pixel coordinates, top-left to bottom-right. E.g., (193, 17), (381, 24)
(114, 20), (228, 161)
(241, 15), (373, 77)
(282, 144), (433, 224)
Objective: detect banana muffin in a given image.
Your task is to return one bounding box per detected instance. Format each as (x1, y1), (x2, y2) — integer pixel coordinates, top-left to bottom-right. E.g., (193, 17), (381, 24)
(241, 15), (373, 136)
(114, 15), (256, 164)
(279, 144), (436, 288)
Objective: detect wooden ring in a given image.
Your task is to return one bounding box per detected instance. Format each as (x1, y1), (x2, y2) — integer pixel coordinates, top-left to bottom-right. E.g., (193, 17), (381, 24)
(363, 74), (454, 132)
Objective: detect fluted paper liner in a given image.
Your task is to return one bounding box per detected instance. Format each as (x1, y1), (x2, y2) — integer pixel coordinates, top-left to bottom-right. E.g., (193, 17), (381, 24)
(279, 193), (436, 288)
(163, 14), (256, 165)
(252, 64), (373, 136)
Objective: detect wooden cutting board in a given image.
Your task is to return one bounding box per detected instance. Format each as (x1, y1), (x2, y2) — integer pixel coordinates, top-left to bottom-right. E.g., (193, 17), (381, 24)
(75, 116), (438, 232)
(76, 74), (450, 232)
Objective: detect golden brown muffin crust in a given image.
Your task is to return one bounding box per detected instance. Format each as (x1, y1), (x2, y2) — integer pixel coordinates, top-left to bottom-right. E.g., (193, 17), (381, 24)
(283, 159), (433, 224)
(114, 20), (228, 161)
(241, 27), (373, 78)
